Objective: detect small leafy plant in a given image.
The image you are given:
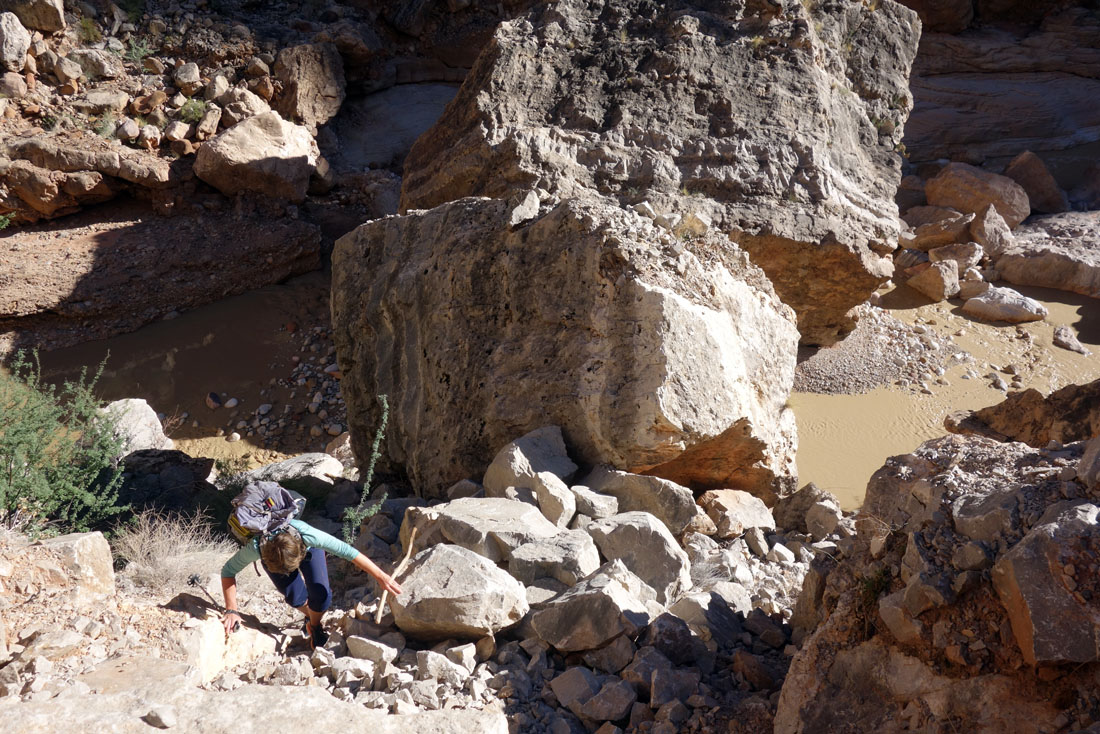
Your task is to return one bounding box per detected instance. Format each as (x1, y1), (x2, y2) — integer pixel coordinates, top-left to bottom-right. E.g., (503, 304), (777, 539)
(178, 98), (206, 124)
(0, 351), (127, 536)
(125, 37), (154, 63)
(341, 394), (389, 544)
(78, 17), (102, 43)
(0, 212), (14, 230)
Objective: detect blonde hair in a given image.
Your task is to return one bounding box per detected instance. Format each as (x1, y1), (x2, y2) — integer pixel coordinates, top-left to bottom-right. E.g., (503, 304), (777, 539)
(260, 528), (307, 574)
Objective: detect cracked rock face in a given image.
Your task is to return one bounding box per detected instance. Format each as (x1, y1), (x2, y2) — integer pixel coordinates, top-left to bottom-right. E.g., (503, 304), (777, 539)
(777, 430), (1100, 734)
(401, 0), (920, 345)
(331, 195), (799, 499)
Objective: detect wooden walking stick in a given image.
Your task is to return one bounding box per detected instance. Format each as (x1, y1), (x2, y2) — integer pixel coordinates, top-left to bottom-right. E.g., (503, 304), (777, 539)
(375, 527), (418, 624)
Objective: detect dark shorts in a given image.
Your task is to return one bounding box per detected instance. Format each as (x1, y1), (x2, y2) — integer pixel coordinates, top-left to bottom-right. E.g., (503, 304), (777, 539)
(264, 548), (332, 613)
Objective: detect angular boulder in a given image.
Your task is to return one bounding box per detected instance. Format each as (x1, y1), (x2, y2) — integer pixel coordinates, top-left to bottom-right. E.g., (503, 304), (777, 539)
(584, 468), (702, 535)
(1003, 151), (1069, 214)
(332, 196), (799, 499)
(586, 512), (692, 605)
(0, 11), (28, 72)
(102, 398), (173, 457)
(482, 425), (578, 494)
(961, 285), (1047, 323)
(193, 111), (319, 202)
(273, 43), (346, 132)
(391, 544), (529, 639)
(969, 205), (1015, 258)
(699, 489), (776, 539)
(245, 453), (344, 495)
(400, 497), (560, 563)
(991, 502), (1100, 665)
(399, 0), (921, 345)
(994, 213), (1100, 299)
(0, 0), (64, 32)
(925, 162), (1030, 229)
(530, 560), (661, 652)
(509, 530), (601, 587)
(37, 531), (114, 596)
(945, 378), (1100, 448)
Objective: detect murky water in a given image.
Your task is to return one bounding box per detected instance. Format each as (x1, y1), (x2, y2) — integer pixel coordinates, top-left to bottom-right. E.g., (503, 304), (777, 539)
(793, 285), (1100, 510)
(10, 270), (1098, 509)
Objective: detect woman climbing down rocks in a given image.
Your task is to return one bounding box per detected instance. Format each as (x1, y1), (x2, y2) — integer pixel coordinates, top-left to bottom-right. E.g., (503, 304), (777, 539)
(219, 483), (402, 648)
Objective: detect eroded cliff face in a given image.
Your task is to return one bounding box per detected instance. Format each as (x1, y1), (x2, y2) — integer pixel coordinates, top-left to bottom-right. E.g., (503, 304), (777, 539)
(401, 0), (921, 345)
(775, 430), (1100, 734)
(903, 6), (1100, 198)
(331, 195), (799, 499)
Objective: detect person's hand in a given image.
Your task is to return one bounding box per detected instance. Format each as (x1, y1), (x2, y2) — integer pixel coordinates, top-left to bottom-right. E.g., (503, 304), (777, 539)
(376, 572), (402, 596)
(223, 610), (241, 636)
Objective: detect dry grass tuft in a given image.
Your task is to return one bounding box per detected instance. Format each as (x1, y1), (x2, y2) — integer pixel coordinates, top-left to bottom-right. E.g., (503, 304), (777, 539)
(113, 511), (240, 593)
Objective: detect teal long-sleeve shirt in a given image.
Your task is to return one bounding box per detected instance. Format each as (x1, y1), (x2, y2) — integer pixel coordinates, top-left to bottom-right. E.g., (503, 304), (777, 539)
(220, 519), (359, 578)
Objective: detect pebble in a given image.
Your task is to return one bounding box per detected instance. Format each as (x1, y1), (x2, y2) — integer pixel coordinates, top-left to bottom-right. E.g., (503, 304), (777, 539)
(227, 432), (241, 442)
(225, 398), (239, 408)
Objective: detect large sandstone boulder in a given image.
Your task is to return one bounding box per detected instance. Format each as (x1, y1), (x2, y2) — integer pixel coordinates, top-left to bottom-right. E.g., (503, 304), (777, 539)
(960, 285), (1047, 323)
(400, 497), (561, 563)
(777, 433), (1100, 733)
(586, 511), (693, 605)
(102, 399), (173, 457)
(1003, 151), (1069, 214)
(399, 0), (921, 345)
(0, 0), (63, 32)
(332, 196), (799, 499)
(390, 544), (529, 639)
(273, 43), (346, 132)
(994, 213), (1100, 299)
(945, 378), (1100, 447)
(925, 163), (1030, 229)
(193, 111), (319, 202)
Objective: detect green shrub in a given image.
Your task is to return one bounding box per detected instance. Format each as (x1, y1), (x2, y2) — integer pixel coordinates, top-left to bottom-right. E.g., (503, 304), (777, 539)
(341, 394), (389, 544)
(125, 37), (154, 63)
(94, 112), (117, 138)
(0, 352), (127, 536)
(178, 99), (206, 124)
(0, 212), (13, 230)
(78, 17), (101, 43)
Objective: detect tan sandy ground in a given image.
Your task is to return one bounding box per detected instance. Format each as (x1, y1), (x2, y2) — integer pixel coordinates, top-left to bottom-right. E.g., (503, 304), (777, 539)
(794, 282), (1100, 509)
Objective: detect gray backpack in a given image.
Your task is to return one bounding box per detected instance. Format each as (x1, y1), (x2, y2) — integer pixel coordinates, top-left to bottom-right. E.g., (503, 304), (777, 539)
(227, 481), (306, 545)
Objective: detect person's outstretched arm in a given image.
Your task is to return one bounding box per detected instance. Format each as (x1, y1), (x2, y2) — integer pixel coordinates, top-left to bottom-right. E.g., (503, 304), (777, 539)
(351, 552), (402, 596)
(221, 575), (242, 635)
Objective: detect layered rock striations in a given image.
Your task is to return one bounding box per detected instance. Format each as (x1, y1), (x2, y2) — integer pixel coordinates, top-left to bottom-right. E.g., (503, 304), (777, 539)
(905, 8), (1100, 190)
(400, 0), (921, 345)
(331, 195), (799, 498)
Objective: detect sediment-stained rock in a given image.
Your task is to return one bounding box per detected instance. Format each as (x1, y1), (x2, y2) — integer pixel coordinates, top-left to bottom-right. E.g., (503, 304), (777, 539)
(776, 432), (1100, 734)
(945, 378), (1100, 447)
(994, 213), (1100, 299)
(400, 0), (920, 345)
(332, 196), (799, 499)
